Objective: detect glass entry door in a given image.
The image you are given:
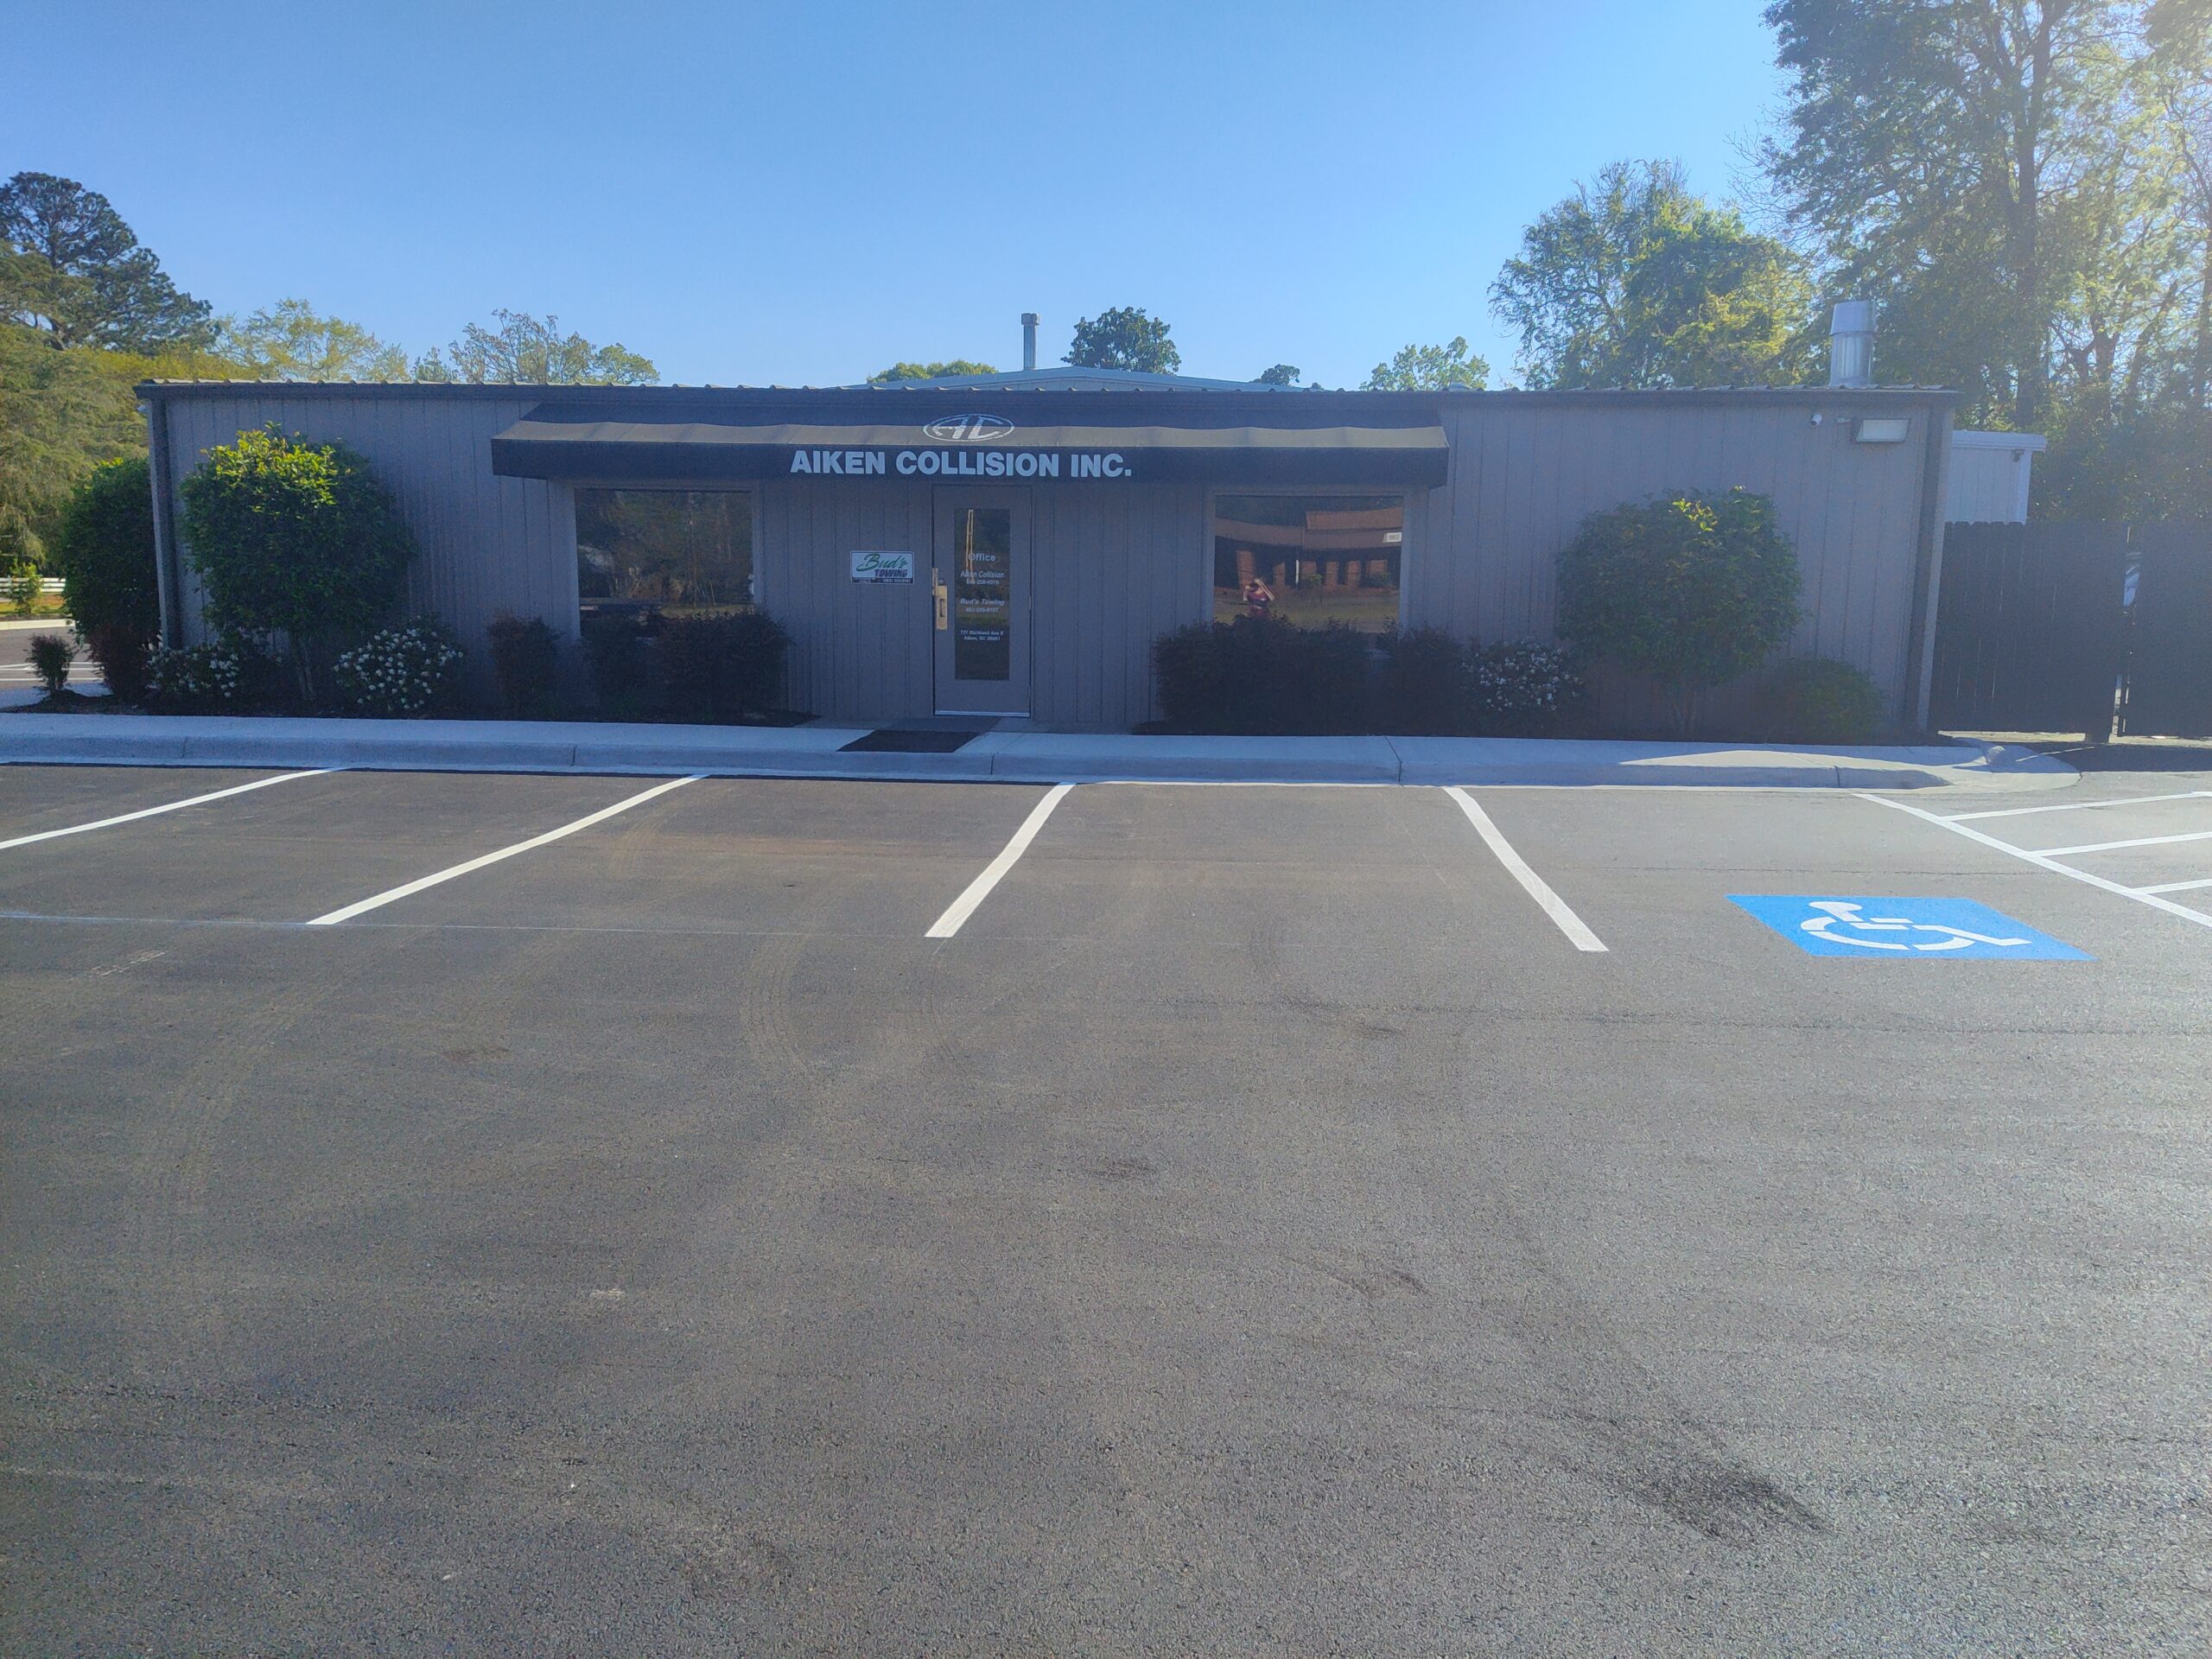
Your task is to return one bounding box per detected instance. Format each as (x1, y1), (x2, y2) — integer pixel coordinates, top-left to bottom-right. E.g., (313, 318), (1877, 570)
(932, 489), (1031, 715)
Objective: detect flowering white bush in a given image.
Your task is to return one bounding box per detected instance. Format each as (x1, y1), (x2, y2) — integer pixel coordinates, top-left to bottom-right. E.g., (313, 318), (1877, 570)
(333, 620), (465, 716)
(145, 638), (256, 712)
(1468, 641), (1585, 734)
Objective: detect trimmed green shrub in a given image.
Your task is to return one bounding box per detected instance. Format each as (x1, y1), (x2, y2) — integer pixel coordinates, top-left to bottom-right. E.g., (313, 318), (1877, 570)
(1377, 627), (1467, 734)
(333, 619), (466, 716)
(1150, 616), (1375, 734)
(28, 632), (74, 694)
(487, 612), (561, 716)
(656, 609), (791, 721)
(54, 457), (159, 635)
(582, 612), (652, 716)
(144, 636), (274, 713)
(83, 623), (153, 704)
(1760, 657), (1885, 743)
(1556, 486), (1802, 734)
(1468, 641), (1586, 736)
(178, 426), (417, 702)
(1152, 620), (1226, 730)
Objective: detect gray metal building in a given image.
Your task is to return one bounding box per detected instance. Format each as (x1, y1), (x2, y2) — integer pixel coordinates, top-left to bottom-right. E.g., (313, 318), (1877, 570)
(139, 373), (1957, 728)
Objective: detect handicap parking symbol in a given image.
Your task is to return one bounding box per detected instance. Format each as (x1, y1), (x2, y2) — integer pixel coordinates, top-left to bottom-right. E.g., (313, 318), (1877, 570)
(1730, 895), (2091, 960)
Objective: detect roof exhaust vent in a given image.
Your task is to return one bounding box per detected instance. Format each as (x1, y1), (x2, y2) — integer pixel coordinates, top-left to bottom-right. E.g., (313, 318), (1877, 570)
(1828, 300), (1875, 388)
(1020, 312), (1039, 372)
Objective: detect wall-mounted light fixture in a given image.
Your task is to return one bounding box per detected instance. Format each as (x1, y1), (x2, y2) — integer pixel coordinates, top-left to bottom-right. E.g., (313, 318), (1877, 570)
(1854, 416), (1911, 444)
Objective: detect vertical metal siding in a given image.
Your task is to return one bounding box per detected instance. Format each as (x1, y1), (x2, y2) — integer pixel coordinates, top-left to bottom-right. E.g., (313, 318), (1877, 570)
(1409, 400), (1938, 718)
(156, 391), (563, 668)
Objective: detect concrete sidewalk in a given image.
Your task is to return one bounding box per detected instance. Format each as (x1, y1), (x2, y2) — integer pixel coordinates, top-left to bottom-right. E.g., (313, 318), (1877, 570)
(0, 711), (2076, 790)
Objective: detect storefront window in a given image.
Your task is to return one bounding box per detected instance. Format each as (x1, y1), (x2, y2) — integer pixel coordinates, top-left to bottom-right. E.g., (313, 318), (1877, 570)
(1211, 494), (1403, 632)
(576, 489), (753, 619)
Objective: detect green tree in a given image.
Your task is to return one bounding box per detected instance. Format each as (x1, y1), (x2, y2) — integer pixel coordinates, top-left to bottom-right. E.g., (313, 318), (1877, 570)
(179, 427), (417, 701)
(0, 321), (142, 564)
(1762, 0), (2135, 429)
(222, 299), (411, 381)
(1555, 488), (1804, 734)
(1491, 161), (1814, 389)
(1255, 363), (1302, 385)
(0, 172), (214, 352)
(867, 359), (998, 382)
(1065, 307), (1180, 372)
(1361, 338), (1491, 390)
(418, 309), (657, 385)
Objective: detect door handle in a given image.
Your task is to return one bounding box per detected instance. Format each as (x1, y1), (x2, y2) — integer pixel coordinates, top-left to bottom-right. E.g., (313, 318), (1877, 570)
(931, 568), (949, 631)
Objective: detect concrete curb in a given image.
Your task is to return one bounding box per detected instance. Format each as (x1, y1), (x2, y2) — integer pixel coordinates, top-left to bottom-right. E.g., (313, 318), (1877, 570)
(0, 713), (2079, 791)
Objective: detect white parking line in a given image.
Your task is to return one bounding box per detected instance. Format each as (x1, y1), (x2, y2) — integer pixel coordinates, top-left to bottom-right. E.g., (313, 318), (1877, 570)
(1443, 786), (1607, 952)
(1945, 789), (2212, 823)
(2032, 828), (2212, 858)
(925, 782), (1074, 939)
(307, 775), (701, 926)
(1863, 794), (2212, 932)
(0, 770), (334, 852)
(2137, 876), (2212, 896)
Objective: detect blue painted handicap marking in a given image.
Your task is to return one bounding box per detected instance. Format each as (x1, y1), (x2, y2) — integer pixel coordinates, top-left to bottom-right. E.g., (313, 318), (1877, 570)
(1730, 896), (2091, 960)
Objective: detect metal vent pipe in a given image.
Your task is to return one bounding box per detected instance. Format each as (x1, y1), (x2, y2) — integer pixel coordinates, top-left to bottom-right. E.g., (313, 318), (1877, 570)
(1828, 300), (1875, 388)
(1020, 313), (1039, 372)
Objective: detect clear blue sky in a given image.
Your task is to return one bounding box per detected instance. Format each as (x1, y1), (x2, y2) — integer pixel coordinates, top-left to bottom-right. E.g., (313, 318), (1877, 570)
(6, 1), (1789, 388)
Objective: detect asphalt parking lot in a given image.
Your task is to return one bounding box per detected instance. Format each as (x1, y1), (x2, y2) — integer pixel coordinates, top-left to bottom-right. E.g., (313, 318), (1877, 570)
(3, 762), (2209, 1656)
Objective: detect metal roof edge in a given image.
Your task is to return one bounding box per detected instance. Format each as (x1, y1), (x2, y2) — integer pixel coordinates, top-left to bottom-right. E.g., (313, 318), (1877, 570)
(136, 379), (1962, 406)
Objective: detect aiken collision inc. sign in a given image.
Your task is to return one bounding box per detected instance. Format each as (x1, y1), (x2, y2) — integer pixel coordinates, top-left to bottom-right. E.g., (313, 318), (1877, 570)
(788, 414), (1128, 480)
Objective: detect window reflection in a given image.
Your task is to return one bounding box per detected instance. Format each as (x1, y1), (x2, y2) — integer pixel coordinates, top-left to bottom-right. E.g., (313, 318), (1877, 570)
(1212, 495), (1403, 632)
(576, 489), (753, 620)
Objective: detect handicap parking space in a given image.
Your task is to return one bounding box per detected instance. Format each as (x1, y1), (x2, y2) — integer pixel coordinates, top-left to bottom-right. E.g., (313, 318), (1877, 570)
(1456, 784), (2212, 1014)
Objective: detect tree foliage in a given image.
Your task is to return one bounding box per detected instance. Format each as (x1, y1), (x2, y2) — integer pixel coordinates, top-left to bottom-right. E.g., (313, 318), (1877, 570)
(416, 309), (657, 385)
(867, 359), (998, 382)
(1491, 161), (1815, 388)
(0, 171), (214, 352)
(1761, 0), (2210, 516)
(52, 455), (159, 639)
(178, 427), (417, 699)
(1255, 363), (1303, 385)
(1361, 337), (1491, 390)
(1065, 307), (1180, 373)
(222, 299), (411, 381)
(0, 321), (142, 563)
(1556, 488), (1803, 733)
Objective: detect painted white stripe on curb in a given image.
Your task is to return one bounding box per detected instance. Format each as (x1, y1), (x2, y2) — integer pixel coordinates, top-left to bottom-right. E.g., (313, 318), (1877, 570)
(0, 769), (333, 852)
(307, 774), (701, 926)
(1443, 786), (1607, 953)
(2031, 827), (2212, 858)
(1862, 794), (2212, 932)
(926, 783), (1074, 939)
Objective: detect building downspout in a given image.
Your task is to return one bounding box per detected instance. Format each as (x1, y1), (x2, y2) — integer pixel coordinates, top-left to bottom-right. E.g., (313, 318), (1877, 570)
(143, 391), (183, 647)
(1904, 399), (1955, 734)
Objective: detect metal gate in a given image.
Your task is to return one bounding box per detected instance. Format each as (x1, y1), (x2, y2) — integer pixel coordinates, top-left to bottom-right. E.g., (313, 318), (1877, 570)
(2120, 521), (2212, 737)
(1929, 519), (2211, 739)
(1927, 523), (2128, 734)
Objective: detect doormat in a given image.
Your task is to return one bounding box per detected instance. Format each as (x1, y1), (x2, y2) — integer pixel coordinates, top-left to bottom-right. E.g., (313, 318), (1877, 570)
(839, 728), (980, 753)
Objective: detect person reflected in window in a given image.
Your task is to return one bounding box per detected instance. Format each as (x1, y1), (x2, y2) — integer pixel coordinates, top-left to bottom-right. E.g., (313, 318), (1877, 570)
(1241, 576), (1275, 620)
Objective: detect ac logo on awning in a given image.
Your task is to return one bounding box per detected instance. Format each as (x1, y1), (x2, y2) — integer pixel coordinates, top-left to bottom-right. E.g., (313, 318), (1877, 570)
(923, 413), (1015, 442)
